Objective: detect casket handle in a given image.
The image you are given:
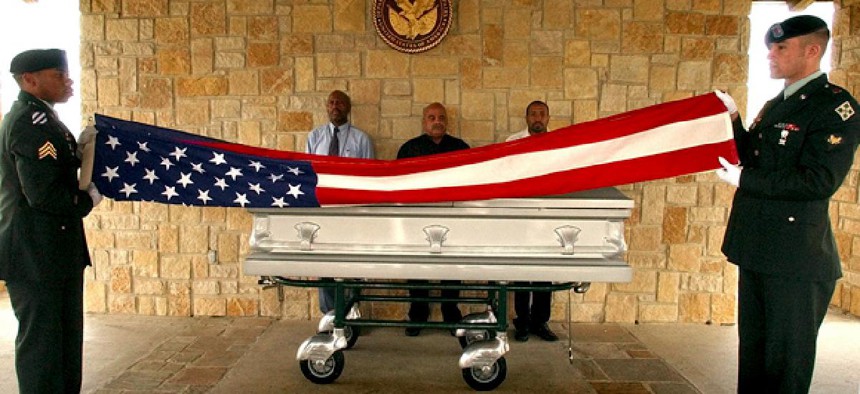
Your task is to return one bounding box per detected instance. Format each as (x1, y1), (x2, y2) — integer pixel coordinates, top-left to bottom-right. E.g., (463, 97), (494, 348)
(295, 222), (321, 251)
(423, 225), (449, 254)
(554, 225), (581, 255)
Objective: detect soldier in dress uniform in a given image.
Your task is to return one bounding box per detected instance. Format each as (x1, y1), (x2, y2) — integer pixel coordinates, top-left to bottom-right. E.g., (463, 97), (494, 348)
(715, 16), (860, 393)
(0, 49), (102, 393)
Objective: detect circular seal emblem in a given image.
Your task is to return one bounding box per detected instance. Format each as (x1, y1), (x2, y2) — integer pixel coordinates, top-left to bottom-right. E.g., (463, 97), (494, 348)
(373, 0), (452, 54)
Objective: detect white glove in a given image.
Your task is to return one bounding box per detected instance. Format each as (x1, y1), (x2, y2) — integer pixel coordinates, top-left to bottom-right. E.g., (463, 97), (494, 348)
(714, 90), (738, 114)
(715, 156), (741, 187)
(87, 183), (103, 207)
(77, 125), (97, 158)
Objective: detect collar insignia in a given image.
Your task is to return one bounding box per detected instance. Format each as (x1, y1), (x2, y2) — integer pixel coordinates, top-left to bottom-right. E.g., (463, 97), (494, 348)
(38, 141), (57, 160)
(31, 111), (47, 125)
(836, 101), (855, 121)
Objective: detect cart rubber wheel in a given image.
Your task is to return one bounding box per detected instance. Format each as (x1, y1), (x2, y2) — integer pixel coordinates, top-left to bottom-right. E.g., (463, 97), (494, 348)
(457, 330), (490, 349)
(461, 356), (507, 391)
(344, 326), (360, 349)
(299, 350), (345, 384)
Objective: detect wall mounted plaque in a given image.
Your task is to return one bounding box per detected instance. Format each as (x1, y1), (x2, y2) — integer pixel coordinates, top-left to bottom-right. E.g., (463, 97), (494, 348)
(373, 0), (452, 54)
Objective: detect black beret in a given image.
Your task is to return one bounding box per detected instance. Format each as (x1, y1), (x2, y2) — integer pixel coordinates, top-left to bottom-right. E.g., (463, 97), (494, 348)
(765, 15), (829, 47)
(9, 49), (68, 74)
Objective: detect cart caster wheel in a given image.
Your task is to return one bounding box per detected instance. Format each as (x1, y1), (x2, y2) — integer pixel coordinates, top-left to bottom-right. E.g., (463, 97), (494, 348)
(457, 330), (490, 349)
(462, 356), (506, 391)
(344, 326), (360, 349)
(299, 350), (345, 384)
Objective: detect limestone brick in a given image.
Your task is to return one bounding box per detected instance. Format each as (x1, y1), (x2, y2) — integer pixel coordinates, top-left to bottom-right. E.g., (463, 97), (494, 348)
(175, 100), (209, 126)
(136, 279), (166, 295)
(226, 206), (253, 231)
(630, 226), (662, 252)
(679, 293), (710, 323)
(571, 303), (605, 322)
(156, 18), (188, 44)
(609, 55), (649, 84)
(689, 206), (725, 223)
(106, 18), (139, 43)
(622, 22), (663, 54)
(663, 206), (688, 244)
(639, 304), (678, 322)
(158, 225), (179, 253)
(412, 79), (445, 104)
(116, 232), (154, 250)
(217, 233), (240, 263)
(226, 0), (273, 14)
(180, 225), (209, 254)
(459, 120), (494, 142)
(282, 35), (313, 55)
(214, 52), (244, 69)
(248, 17), (278, 40)
(247, 42), (279, 67)
(123, 0), (168, 17)
(193, 281), (220, 295)
(293, 5), (332, 33)
(573, 100), (598, 123)
(194, 298), (226, 316)
(666, 12), (705, 35)
(228, 70), (260, 95)
(713, 53), (746, 84)
(92, 0), (117, 13)
(109, 295), (136, 314)
(317, 52), (361, 78)
(190, 2), (226, 36)
(382, 98), (412, 116)
(459, 0), (480, 33)
(711, 293), (735, 325)
(260, 67), (293, 95)
(227, 298), (258, 316)
(677, 61), (712, 90)
(705, 15), (739, 36)
(177, 76), (228, 97)
(530, 57), (563, 88)
(667, 185), (697, 205)
(277, 111), (312, 132)
(650, 65), (676, 92)
(599, 84), (628, 114)
(576, 9), (622, 41)
(657, 272), (680, 303)
(681, 37), (715, 60)
(85, 281), (107, 313)
(563, 68), (598, 100)
(604, 293), (637, 323)
(633, 0), (664, 21)
(348, 79), (381, 104)
(461, 91), (494, 120)
(688, 273), (722, 292)
(161, 256), (191, 279)
(564, 40), (591, 67)
(461, 58), (482, 90)
(133, 249), (159, 278)
(614, 269), (657, 293)
(668, 244), (702, 272)
(169, 294), (191, 316)
(157, 48), (190, 75)
(334, 0), (365, 32)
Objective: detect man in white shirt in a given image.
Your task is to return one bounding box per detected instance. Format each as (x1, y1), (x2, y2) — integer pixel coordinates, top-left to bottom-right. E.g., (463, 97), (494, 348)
(506, 101), (558, 342)
(306, 90), (374, 313)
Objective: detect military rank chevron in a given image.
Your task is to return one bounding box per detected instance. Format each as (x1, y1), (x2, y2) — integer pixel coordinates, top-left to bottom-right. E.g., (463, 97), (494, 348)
(38, 141), (57, 160)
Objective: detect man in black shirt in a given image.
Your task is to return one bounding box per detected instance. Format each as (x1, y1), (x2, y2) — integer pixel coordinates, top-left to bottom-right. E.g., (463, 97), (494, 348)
(397, 102), (469, 336)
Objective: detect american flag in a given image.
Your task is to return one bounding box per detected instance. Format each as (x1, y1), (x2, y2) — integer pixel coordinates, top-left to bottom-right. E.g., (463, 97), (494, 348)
(92, 92), (737, 207)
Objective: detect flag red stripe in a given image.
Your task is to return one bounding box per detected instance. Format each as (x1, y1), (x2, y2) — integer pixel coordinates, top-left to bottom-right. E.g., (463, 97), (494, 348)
(191, 93), (728, 177)
(315, 140), (737, 204)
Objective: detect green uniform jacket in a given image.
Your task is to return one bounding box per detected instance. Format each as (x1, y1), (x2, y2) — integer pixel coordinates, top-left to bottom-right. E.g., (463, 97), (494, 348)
(722, 75), (860, 281)
(0, 91), (93, 282)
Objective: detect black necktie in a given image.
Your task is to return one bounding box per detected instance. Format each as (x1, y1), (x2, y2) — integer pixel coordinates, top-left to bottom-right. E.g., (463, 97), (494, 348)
(328, 126), (340, 156)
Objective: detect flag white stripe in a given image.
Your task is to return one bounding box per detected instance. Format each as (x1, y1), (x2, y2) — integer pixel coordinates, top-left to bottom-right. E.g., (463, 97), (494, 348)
(318, 113), (732, 191)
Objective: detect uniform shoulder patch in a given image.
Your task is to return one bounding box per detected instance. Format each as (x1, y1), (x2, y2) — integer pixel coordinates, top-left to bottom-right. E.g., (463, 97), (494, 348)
(835, 101), (855, 121)
(38, 141), (57, 160)
(31, 111), (48, 125)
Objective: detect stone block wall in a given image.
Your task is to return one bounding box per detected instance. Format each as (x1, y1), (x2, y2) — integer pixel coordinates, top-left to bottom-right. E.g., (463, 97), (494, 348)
(70, 0), (860, 323)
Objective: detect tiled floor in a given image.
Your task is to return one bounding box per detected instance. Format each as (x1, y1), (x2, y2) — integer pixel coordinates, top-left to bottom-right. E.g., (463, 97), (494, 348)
(2, 294), (859, 393)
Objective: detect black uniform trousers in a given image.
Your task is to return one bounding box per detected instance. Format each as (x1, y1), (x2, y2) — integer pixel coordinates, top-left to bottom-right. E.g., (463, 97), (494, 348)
(737, 268), (834, 394)
(6, 268), (85, 394)
(513, 281), (552, 329)
(408, 280), (463, 323)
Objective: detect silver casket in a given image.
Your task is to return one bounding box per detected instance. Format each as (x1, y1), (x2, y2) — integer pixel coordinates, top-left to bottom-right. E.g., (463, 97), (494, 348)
(243, 187), (633, 283)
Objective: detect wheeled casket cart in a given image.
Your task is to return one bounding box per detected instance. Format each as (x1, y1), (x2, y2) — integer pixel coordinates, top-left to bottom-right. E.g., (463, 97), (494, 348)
(244, 188), (633, 390)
